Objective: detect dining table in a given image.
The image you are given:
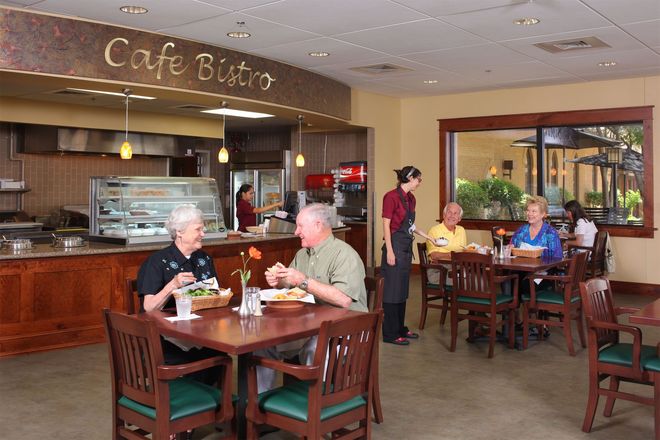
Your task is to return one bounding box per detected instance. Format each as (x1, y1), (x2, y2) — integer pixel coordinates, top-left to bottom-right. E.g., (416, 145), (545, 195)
(629, 298), (660, 327)
(145, 303), (364, 438)
(429, 251), (568, 273)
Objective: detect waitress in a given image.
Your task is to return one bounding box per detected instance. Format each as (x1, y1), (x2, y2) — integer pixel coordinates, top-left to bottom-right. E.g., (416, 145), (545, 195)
(235, 183), (283, 232)
(381, 166), (434, 346)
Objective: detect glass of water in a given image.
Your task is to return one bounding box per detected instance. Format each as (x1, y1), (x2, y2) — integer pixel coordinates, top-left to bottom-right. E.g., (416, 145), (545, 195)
(175, 293), (192, 319)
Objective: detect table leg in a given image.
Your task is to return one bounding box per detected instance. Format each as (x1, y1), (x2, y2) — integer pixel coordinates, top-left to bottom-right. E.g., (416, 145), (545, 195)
(236, 353), (249, 439)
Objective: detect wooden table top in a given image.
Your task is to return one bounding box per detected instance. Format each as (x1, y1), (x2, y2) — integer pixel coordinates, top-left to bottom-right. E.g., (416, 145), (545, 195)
(146, 303), (364, 355)
(629, 298), (660, 327)
(429, 252), (568, 273)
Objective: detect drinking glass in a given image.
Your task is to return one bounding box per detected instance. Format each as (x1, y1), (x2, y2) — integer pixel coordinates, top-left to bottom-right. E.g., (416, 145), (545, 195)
(503, 245), (512, 259)
(175, 293), (192, 319)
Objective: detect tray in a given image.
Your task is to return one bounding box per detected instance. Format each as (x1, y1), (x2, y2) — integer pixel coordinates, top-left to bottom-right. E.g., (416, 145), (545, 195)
(174, 289), (233, 312)
(266, 300), (306, 311)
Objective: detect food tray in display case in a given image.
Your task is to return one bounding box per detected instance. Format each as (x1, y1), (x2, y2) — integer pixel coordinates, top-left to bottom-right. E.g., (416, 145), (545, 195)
(89, 176), (227, 245)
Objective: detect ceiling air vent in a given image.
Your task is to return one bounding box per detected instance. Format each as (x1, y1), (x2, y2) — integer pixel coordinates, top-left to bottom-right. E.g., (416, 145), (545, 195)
(534, 36), (611, 54)
(350, 63), (413, 75)
(173, 104), (212, 110)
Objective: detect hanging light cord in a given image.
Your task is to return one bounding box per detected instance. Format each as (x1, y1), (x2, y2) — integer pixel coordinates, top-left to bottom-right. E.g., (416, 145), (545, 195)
(298, 116), (303, 154)
(124, 92), (130, 142)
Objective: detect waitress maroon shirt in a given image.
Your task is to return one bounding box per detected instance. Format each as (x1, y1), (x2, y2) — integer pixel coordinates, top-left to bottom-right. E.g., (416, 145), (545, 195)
(236, 198), (257, 232)
(382, 188), (416, 234)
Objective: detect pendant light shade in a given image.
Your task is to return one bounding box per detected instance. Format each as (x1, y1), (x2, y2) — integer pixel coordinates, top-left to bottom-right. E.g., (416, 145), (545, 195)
(120, 89), (132, 160)
(296, 115), (305, 168)
(218, 101), (229, 163)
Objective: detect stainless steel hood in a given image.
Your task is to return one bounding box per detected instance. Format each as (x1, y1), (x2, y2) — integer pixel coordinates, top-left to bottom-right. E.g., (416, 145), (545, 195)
(19, 124), (188, 157)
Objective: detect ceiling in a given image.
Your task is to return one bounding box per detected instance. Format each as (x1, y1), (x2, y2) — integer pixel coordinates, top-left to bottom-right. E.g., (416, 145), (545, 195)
(1, 0), (659, 127)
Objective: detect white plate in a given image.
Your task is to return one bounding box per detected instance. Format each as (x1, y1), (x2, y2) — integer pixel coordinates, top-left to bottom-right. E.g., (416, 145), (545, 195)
(142, 229), (156, 236)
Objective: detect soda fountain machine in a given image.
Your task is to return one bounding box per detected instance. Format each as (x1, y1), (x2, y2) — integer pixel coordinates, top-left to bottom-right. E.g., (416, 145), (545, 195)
(335, 161), (367, 220)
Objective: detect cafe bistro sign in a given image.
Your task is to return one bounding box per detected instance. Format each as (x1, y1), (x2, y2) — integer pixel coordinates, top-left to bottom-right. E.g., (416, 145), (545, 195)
(104, 38), (276, 91)
(0, 9), (351, 120)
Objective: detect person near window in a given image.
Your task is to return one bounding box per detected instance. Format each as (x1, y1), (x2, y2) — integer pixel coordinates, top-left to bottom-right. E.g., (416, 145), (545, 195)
(257, 203), (367, 392)
(425, 202), (467, 284)
(509, 196), (563, 259)
(381, 166), (435, 346)
(235, 183), (283, 232)
(563, 200), (598, 248)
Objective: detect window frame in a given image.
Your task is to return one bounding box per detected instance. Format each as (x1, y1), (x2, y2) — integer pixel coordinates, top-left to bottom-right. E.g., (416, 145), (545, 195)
(438, 106), (654, 238)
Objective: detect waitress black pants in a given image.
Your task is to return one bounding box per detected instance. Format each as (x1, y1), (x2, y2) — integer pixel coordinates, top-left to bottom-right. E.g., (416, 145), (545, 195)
(383, 302), (410, 341)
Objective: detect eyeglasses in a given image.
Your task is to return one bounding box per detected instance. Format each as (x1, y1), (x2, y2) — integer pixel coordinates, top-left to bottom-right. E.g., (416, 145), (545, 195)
(415, 177), (423, 182)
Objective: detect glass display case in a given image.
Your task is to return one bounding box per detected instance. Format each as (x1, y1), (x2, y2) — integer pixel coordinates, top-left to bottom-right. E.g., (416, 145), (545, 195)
(89, 176), (227, 245)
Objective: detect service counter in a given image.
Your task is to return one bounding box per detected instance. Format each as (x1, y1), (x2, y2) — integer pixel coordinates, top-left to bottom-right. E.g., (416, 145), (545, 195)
(0, 234), (303, 357)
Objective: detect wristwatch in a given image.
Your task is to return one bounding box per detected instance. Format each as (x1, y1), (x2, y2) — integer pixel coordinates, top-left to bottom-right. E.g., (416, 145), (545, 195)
(299, 278), (309, 291)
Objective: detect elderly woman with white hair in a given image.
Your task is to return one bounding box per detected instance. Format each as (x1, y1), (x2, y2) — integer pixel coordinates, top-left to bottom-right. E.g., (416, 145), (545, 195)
(137, 204), (222, 370)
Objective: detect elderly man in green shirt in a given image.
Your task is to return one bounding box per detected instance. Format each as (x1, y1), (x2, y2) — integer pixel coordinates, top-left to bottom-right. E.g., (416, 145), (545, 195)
(257, 203), (368, 391)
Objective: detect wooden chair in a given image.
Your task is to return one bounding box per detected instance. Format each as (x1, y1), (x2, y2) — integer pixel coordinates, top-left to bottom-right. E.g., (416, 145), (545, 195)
(522, 251), (589, 356)
(569, 230), (608, 278)
(578, 278), (656, 433)
(417, 242), (451, 329)
(643, 358), (660, 440)
(365, 275), (384, 424)
(449, 251), (518, 358)
(124, 278), (141, 315)
(103, 309), (234, 440)
(245, 312), (381, 440)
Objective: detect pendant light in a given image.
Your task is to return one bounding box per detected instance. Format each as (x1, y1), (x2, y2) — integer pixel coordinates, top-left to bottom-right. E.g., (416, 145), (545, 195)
(218, 101), (229, 163)
(120, 89), (133, 160)
(296, 115), (305, 167)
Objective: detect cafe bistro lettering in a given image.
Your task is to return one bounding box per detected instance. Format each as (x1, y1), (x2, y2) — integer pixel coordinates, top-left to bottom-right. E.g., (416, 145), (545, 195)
(104, 38), (276, 91)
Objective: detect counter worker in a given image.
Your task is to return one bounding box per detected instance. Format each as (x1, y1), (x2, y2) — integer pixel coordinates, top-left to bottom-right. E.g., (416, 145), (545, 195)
(381, 166), (435, 346)
(236, 183), (283, 232)
(425, 202), (467, 284)
(258, 203), (368, 392)
(137, 204), (223, 380)
(563, 200), (598, 248)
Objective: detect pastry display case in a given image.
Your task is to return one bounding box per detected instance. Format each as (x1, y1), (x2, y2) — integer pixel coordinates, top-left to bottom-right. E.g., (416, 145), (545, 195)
(89, 176), (227, 244)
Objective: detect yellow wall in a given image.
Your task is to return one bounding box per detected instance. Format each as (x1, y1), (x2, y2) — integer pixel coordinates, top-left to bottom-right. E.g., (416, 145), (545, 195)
(382, 75), (659, 284)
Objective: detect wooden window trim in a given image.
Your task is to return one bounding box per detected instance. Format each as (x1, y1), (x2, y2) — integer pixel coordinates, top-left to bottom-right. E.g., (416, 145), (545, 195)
(438, 106), (655, 238)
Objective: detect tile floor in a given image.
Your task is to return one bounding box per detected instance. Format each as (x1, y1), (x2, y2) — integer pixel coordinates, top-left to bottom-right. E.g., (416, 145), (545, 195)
(1, 274), (656, 439)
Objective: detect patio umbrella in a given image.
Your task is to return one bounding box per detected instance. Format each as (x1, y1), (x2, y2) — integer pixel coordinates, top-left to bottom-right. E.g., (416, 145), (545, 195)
(510, 127), (623, 149)
(566, 148), (644, 173)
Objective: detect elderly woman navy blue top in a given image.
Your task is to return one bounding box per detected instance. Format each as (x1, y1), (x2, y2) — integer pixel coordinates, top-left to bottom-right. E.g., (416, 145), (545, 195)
(137, 204), (222, 377)
(510, 195), (563, 259)
(138, 204), (218, 311)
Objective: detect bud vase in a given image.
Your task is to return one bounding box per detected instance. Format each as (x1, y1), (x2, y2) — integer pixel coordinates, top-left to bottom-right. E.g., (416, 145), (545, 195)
(498, 238), (505, 260)
(238, 281), (252, 317)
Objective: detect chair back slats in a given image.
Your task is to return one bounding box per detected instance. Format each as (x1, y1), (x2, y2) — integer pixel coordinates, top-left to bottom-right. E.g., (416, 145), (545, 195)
(579, 277), (619, 348)
(451, 252), (495, 301)
(125, 278), (142, 315)
(104, 310), (163, 409)
(315, 313), (380, 408)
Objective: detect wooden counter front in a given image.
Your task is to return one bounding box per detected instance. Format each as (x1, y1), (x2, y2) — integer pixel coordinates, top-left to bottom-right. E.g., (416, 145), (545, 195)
(0, 235), (301, 357)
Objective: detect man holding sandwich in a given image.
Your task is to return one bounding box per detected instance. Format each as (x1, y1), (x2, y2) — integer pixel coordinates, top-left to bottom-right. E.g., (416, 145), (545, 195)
(257, 203), (368, 392)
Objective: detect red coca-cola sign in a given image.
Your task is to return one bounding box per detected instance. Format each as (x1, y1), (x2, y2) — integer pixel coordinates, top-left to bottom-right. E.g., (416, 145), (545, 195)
(339, 161), (367, 183)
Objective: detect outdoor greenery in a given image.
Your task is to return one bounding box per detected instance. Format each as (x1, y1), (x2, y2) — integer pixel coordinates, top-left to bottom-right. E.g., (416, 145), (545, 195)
(585, 191), (603, 207)
(455, 178), (489, 218)
(617, 189), (643, 219)
(478, 178), (525, 219)
(545, 186), (575, 206)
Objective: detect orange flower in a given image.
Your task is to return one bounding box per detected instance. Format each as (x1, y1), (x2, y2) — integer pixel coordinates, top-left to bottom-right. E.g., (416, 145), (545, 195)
(248, 246), (262, 260)
(496, 228), (506, 236)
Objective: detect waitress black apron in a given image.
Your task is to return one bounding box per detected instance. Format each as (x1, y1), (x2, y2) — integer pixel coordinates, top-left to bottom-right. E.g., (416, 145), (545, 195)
(381, 187), (415, 304)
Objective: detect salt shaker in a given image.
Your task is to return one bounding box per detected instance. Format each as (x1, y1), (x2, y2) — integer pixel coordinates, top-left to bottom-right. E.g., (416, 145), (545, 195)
(253, 292), (263, 316)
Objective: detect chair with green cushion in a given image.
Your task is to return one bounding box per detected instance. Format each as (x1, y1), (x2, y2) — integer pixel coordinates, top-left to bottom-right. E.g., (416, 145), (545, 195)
(417, 242), (452, 329)
(449, 251), (518, 358)
(245, 312), (381, 440)
(103, 309), (234, 440)
(522, 251), (589, 355)
(642, 358), (660, 440)
(578, 278), (654, 434)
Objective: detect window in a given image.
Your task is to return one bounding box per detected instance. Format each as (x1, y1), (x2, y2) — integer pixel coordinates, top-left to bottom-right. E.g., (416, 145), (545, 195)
(438, 107), (653, 237)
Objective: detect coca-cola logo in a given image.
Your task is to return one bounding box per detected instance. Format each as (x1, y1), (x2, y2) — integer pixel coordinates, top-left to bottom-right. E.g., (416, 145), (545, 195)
(340, 167), (357, 175)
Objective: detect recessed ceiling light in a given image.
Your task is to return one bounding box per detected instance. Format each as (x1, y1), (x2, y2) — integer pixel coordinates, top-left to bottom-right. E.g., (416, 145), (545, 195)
(65, 88), (156, 100)
(308, 51), (329, 57)
(598, 61), (617, 67)
(423, 80), (438, 84)
(120, 5), (148, 14)
(201, 108), (274, 119)
(227, 22), (251, 39)
(513, 17), (540, 26)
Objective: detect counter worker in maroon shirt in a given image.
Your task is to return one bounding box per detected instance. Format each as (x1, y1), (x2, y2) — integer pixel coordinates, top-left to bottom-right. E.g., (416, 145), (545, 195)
(235, 184), (283, 232)
(381, 166), (436, 346)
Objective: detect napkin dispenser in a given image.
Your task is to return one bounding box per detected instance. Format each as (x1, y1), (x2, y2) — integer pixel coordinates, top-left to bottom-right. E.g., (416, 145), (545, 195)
(268, 216), (296, 234)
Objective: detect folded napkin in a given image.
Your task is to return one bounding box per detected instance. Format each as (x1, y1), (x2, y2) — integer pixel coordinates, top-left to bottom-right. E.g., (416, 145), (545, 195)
(519, 242), (546, 250)
(164, 314), (202, 322)
(174, 277), (219, 295)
